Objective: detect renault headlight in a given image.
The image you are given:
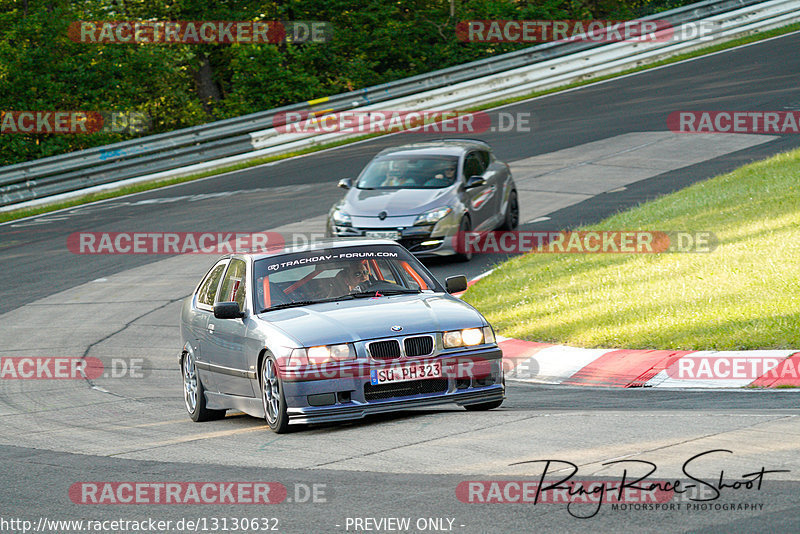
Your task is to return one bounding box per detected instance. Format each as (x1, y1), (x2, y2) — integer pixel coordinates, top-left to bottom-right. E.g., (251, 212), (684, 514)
(414, 207), (452, 226)
(332, 210), (352, 226)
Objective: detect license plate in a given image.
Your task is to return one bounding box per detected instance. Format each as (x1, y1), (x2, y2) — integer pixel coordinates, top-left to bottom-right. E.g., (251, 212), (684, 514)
(370, 361), (443, 385)
(365, 230), (400, 240)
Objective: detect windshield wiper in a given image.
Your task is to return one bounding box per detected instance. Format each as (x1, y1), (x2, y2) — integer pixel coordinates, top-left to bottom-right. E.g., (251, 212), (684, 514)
(261, 298), (338, 313)
(262, 289), (422, 311)
(347, 289), (421, 298)
(378, 288), (422, 295)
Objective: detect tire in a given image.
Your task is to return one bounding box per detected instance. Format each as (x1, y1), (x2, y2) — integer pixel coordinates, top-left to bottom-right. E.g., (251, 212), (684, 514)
(183, 350), (226, 422)
(261, 355), (290, 433)
(464, 399), (504, 411)
(499, 190), (519, 231)
(453, 216), (473, 262)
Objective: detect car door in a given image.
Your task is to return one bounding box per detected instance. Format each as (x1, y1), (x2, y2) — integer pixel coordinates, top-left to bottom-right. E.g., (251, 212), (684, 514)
(192, 259), (229, 393)
(461, 151), (497, 230)
(477, 149), (503, 226)
(207, 258), (257, 397)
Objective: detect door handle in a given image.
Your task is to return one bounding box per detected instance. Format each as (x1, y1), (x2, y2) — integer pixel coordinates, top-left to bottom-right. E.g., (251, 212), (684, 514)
(207, 323), (215, 334)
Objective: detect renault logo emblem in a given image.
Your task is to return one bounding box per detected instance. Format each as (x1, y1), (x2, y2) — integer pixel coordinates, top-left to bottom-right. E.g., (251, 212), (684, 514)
(379, 211), (388, 220)
(391, 325), (402, 332)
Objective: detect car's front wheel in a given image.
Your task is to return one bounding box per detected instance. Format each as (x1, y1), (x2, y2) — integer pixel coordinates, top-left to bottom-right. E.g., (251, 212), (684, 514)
(499, 189), (519, 231)
(261, 355), (290, 433)
(453, 216), (473, 262)
(183, 350), (226, 422)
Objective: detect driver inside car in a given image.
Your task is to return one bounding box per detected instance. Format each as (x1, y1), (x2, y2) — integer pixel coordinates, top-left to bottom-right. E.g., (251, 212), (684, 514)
(382, 161), (412, 187)
(328, 260), (371, 297)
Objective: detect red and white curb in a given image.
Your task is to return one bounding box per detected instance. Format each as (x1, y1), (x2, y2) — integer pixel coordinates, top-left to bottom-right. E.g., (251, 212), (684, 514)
(497, 338), (800, 389)
(456, 270), (799, 389)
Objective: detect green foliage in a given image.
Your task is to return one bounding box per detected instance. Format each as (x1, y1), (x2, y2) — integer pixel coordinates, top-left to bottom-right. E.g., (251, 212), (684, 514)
(0, 0), (696, 166)
(464, 148), (800, 350)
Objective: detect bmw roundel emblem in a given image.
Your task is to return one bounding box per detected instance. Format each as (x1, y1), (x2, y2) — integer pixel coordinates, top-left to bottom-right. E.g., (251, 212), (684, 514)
(391, 325), (403, 332)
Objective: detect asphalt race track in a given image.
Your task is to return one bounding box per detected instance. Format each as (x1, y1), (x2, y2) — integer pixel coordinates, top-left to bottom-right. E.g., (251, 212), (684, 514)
(1, 32), (800, 533)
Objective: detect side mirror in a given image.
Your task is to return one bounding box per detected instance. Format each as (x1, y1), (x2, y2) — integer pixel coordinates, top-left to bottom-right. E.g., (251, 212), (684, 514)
(214, 301), (245, 319)
(338, 178), (353, 189)
(445, 275), (468, 294)
(464, 175), (486, 189)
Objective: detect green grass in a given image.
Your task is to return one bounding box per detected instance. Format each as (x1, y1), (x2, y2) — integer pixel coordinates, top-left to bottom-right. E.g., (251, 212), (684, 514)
(2, 23), (798, 224)
(464, 149), (800, 351)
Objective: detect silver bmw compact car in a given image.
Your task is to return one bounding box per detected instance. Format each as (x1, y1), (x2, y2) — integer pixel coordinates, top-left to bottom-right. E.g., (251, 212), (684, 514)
(326, 139), (518, 260)
(179, 239), (505, 433)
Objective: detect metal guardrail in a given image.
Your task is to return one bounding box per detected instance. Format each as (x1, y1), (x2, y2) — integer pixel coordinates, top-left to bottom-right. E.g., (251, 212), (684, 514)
(248, 0), (800, 151)
(0, 0), (790, 208)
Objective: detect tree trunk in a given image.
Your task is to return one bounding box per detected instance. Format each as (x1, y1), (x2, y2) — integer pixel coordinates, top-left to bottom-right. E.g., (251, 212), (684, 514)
(193, 52), (222, 117)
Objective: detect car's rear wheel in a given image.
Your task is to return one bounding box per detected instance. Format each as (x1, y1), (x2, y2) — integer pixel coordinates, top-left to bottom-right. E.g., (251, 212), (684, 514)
(453, 216), (473, 262)
(499, 190), (519, 231)
(183, 350), (226, 422)
(464, 399), (504, 411)
(261, 355), (290, 433)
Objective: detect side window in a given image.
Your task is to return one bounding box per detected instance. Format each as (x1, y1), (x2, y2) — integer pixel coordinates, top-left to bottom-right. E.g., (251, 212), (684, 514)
(371, 259), (399, 284)
(463, 152), (485, 179)
(394, 261), (431, 291)
(197, 262), (227, 308)
(218, 259), (248, 310)
(477, 150), (491, 168)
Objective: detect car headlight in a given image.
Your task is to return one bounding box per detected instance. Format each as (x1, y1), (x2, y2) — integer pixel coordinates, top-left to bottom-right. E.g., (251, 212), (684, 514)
(414, 207), (452, 226)
(332, 210), (352, 226)
(290, 344), (355, 366)
(443, 326), (495, 348)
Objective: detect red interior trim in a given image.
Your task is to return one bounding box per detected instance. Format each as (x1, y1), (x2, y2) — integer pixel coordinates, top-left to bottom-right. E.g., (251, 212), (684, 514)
(401, 261), (428, 290)
(261, 276), (270, 309)
(370, 259), (384, 281)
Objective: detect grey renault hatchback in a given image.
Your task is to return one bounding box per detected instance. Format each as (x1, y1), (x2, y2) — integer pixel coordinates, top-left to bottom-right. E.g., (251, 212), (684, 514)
(326, 139), (518, 260)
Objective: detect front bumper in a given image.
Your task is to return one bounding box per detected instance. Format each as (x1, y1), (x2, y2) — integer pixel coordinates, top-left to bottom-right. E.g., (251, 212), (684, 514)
(329, 224), (457, 256)
(287, 386), (503, 425)
(282, 346), (504, 425)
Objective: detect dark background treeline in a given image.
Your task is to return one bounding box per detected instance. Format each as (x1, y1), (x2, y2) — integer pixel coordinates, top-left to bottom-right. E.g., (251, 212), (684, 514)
(0, 0), (688, 166)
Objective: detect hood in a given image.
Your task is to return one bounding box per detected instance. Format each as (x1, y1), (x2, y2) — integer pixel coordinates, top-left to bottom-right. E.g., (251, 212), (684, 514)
(343, 188), (454, 217)
(257, 294), (485, 347)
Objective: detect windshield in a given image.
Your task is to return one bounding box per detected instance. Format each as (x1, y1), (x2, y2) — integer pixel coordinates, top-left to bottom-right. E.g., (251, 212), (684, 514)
(356, 155), (459, 189)
(253, 245), (441, 312)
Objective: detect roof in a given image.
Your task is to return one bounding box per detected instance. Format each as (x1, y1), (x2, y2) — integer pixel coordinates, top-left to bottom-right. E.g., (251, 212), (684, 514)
(375, 138), (492, 158)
